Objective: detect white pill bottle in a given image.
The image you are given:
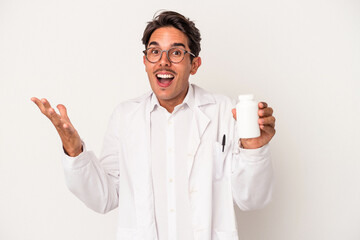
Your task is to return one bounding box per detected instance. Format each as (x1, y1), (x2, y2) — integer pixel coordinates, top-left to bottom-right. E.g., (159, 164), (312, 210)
(236, 94), (260, 138)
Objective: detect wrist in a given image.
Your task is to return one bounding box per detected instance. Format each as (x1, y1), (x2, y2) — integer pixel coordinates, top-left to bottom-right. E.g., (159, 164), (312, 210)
(239, 139), (262, 149)
(63, 145), (83, 157)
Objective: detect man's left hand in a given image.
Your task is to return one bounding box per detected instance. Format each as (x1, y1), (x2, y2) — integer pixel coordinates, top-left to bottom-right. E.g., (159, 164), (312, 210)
(232, 102), (276, 149)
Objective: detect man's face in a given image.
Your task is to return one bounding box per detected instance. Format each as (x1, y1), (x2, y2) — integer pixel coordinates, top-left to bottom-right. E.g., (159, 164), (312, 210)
(143, 27), (201, 111)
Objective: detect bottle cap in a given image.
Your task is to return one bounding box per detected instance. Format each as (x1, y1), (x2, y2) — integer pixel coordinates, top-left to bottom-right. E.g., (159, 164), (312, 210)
(238, 94), (254, 101)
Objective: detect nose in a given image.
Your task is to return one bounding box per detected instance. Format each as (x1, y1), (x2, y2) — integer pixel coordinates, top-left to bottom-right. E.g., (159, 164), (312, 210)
(159, 50), (171, 66)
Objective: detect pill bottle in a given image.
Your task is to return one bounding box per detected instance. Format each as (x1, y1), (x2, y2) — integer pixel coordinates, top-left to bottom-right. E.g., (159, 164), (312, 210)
(236, 94), (260, 138)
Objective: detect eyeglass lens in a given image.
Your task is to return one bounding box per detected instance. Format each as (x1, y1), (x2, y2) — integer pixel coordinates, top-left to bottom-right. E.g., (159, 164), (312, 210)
(146, 47), (185, 63)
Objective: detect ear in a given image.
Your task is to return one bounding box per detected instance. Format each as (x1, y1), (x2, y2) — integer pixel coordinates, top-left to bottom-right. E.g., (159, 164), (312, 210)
(143, 55), (148, 72)
(190, 57), (202, 75)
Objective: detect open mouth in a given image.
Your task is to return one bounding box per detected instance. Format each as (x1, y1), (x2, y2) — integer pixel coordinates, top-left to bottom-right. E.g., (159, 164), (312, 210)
(156, 73), (175, 88)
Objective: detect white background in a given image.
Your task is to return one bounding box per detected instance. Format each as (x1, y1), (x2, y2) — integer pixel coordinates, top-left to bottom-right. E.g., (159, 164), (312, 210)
(0, 0), (359, 239)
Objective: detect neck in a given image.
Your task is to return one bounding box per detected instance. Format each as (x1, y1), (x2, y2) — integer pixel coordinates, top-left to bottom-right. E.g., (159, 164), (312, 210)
(159, 86), (189, 113)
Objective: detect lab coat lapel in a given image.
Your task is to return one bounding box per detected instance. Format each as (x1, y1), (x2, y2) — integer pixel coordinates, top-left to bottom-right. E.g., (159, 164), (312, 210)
(188, 85), (214, 178)
(126, 93), (158, 239)
(187, 100), (211, 179)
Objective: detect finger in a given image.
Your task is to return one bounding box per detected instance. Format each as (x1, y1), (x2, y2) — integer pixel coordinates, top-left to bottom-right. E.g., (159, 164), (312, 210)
(31, 97), (40, 103)
(47, 107), (62, 126)
(231, 108), (237, 120)
(41, 98), (54, 111)
(258, 107), (273, 117)
(57, 104), (71, 122)
(259, 116), (276, 127)
(41, 99), (62, 123)
(258, 102), (268, 109)
(31, 97), (46, 113)
(260, 125), (276, 136)
(259, 116), (276, 128)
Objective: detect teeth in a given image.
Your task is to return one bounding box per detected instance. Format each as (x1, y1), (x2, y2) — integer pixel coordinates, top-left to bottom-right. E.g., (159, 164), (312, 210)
(157, 74), (174, 79)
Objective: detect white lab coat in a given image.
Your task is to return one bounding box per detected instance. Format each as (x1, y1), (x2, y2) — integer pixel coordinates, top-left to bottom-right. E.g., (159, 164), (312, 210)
(62, 84), (273, 240)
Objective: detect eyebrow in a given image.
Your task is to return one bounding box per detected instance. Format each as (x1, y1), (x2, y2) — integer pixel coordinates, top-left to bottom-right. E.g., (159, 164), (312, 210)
(148, 41), (187, 49)
(171, 43), (186, 48)
(148, 41), (159, 47)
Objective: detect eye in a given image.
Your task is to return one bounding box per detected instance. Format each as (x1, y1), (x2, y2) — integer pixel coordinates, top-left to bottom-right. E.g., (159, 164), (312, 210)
(151, 49), (160, 55)
(171, 50), (182, 56)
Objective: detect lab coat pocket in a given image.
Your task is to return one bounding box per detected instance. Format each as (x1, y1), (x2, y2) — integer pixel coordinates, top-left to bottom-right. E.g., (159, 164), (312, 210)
(213, 141), (231, 181)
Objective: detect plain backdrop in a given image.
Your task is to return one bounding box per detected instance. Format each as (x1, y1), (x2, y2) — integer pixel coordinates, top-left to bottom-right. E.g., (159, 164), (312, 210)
(0, 0), (359, 239)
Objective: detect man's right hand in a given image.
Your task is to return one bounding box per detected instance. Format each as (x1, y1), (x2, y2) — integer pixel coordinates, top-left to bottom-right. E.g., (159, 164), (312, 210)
(31, 97), (83, 157)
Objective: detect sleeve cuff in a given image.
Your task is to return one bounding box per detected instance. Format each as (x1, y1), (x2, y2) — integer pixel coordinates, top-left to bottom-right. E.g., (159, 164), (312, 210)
(237, 143), (270, 163)
(61, 141), (90, 169)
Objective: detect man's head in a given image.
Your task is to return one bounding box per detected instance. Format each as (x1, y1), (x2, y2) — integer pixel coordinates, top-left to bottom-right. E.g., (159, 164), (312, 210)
(142, 11), (202, 112)
(142, 11), (201, 61)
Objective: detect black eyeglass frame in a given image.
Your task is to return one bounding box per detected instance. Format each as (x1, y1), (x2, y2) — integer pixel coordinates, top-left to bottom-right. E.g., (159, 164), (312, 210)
(143, 47), (196, 63)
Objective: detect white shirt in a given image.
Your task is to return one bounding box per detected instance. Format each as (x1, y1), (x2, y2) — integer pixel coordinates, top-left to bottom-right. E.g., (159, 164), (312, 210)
(150, 85), (195, 240)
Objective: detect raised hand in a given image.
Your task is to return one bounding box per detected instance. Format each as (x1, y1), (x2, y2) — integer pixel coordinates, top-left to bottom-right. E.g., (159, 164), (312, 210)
(232, 102), (276, 149)
(31, 97), (83, 157)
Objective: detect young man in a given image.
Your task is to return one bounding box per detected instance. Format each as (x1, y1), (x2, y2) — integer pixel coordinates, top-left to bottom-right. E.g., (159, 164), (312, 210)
(32, 11), (275, 240)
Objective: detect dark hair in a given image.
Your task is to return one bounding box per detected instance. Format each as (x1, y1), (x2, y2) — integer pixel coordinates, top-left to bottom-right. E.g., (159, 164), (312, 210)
(142, 11), (201, 61)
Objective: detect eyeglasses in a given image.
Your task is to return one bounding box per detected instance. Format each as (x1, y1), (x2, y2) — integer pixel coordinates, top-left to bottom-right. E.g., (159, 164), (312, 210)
(143, 47), (195, 63)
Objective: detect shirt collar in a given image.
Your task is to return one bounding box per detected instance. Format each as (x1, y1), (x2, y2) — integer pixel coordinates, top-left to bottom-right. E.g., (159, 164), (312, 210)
(149, 84), (195, 113)
(183, 84), (195, 111)
(150, 91), (160, 113)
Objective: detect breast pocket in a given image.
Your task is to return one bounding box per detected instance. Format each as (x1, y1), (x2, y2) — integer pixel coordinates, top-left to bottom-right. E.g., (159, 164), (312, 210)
(213, 141), (231, 181)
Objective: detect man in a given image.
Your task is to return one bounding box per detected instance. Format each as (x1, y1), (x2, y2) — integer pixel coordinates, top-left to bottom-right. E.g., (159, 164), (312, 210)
(31, 11), (275, 240)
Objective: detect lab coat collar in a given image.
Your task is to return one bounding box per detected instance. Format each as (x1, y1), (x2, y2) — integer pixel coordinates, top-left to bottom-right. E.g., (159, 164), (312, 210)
(146, 83), (216, 113)
(191, 83), (216, 107)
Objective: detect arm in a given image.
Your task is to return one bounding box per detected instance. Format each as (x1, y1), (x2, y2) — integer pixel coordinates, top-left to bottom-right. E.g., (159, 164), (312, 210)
(230, 102), (276, 210)
(31, 97), (119, 213)
(231, 144), (273, 211)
